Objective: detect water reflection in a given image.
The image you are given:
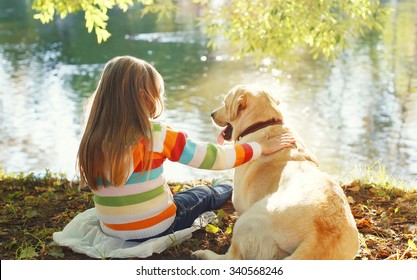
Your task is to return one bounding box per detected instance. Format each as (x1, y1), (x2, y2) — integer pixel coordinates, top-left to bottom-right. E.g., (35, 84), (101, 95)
(0, 0), (416, 183)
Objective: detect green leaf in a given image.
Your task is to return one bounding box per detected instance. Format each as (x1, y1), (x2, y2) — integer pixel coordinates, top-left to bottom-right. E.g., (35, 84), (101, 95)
(18, 246), (38, 259)
(408, 239), (417, 250)
(96, 28), (111, 43)
(205, 224), (219, 234)
(25, 209), (39, 219)
(172, 185), (182, 193)
(216, 209), (227, 222)
(47, 245), (65, 258)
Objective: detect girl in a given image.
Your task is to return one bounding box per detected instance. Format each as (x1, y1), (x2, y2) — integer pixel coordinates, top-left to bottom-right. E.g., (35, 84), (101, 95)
(77, 56), (295, 242)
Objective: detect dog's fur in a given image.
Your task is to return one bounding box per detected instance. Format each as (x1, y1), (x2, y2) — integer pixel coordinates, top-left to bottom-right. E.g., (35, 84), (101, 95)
(192, 85), (359, 260)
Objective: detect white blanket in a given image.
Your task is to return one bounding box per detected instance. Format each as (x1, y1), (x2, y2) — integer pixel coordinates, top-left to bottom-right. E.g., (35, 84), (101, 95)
(53, 208), (216, 259)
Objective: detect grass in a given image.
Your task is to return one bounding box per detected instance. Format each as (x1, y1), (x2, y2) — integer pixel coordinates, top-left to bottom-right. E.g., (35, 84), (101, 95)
(0, 164), (416, 260)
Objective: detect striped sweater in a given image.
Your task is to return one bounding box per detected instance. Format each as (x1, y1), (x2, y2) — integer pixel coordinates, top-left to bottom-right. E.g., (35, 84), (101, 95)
(93, 122), (262, 240)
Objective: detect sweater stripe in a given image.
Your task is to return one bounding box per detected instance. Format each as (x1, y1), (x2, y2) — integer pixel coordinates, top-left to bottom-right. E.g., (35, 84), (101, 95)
(234, 144), (245, 166)
(225, 147), (237, 168)
(178, 140), (196, 164)
(96, 200), (170, 224)
(170, 131), (187, 161)
(97, 167), (163, 186)
(94, 185), (164, 207)
(153, 123), (163, 132)
(94, 190), (171, 216)
(187, 142), (207, 167)
(242, 143), (254, 163)
(199, 143), (218, 169)
(152, 124), (166, 153)
(126, 167), (163, 184)
(95, 176), (165, 197)
(102, 203), (177, 231)
(162, 128), (177, 158)
(100, 216), (175, 240)
(211, 145), (227, 169)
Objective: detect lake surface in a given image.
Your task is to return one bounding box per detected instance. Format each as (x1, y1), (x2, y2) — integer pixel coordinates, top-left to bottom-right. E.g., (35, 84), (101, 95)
(0, 0), (416, 183)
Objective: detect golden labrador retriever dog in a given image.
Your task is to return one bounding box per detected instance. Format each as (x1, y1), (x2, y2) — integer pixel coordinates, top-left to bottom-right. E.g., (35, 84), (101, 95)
(192, 84), (359, 260)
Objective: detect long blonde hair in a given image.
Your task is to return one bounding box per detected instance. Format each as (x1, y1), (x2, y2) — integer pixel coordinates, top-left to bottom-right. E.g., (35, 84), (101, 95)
(77, 56), (164, 190)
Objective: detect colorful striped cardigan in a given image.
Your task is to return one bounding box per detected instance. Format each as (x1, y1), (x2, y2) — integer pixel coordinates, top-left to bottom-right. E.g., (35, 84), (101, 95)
(93, 122), (262, 240)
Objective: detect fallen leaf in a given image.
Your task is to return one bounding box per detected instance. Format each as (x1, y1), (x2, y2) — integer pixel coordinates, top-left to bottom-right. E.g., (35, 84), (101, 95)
(376, 249), (391, 258)
(348, 185), (360, 192)
(172, 185), (182, 193)
(17, 246), (38, 259)
(205, 224), (219, 234)
(347, 196), (356, 204)
(356, 218), (373, 229)
(408, 239), (417, 250)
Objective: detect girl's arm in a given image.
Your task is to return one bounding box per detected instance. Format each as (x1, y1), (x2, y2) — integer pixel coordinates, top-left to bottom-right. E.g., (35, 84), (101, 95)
(162, 124), (295, 170)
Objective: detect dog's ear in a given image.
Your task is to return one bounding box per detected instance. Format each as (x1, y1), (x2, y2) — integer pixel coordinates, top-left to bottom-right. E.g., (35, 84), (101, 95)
(229, 92), (247, 121)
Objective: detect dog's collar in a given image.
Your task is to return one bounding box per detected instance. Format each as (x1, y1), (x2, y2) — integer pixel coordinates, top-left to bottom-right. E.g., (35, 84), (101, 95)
(236, 119), (283, 141)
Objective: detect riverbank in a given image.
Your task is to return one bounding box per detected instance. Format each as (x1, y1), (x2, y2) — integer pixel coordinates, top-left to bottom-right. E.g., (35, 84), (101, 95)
(1, 167), (416, 260)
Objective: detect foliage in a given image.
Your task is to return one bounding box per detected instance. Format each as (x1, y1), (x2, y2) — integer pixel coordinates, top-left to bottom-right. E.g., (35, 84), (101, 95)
(32, 0), (388, 63)
(196, 0), (389, 66)
(31, 0), (389, 65)
(31, 0), (176, 43)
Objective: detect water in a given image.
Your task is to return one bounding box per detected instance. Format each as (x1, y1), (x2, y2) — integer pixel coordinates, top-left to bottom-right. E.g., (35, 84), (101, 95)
(0, 0), (416, 182)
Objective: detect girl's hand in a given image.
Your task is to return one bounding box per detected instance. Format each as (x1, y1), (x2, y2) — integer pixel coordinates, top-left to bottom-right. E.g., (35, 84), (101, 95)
(261, 133), (296, 155)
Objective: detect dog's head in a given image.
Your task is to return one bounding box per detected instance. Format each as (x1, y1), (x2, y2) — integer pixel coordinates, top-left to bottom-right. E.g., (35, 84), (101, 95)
(212, 84), (284, 143)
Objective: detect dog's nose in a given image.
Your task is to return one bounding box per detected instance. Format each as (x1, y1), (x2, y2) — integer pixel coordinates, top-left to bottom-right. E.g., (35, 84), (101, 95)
(210, 112), (215, 118)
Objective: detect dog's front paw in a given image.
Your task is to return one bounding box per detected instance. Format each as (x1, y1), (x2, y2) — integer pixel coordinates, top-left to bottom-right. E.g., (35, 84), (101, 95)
(191, 250), (208, 260)
(191, 250), (216, 260)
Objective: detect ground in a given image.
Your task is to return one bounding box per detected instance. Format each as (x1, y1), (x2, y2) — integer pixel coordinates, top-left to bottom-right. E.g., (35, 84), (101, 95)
(1, 170), (416, 260)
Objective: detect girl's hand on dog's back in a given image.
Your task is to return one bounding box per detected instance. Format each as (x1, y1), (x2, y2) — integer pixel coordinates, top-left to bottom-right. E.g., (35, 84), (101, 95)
(261, 133), (296, 155)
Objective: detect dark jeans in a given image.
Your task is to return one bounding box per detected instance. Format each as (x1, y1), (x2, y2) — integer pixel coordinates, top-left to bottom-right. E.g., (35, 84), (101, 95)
(131, 184), (232, 243)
